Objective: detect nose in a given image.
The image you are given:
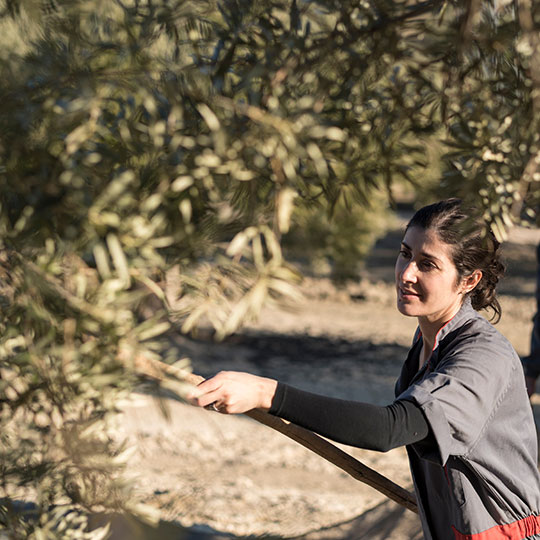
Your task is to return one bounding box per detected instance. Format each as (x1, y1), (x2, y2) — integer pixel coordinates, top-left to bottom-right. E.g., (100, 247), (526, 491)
(400, 261), (417, 283)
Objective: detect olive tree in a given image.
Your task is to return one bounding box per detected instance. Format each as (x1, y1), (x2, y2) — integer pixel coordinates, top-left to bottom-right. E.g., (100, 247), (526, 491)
(0, 0), (538, 536)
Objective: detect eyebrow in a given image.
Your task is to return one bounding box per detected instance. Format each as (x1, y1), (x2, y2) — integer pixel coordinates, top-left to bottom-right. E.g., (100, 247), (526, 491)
(401, 241), (443, 264)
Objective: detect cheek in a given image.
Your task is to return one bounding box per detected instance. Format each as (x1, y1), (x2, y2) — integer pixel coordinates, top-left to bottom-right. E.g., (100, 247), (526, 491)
(436, 276), (462, 299)
(394, 259), (403, 280)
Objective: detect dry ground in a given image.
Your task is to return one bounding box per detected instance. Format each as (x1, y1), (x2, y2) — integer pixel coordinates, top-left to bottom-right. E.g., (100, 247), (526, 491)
(113, 224), (540, 540)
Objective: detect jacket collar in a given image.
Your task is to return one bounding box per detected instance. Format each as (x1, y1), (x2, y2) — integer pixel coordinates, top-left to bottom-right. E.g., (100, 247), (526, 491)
(432, 297), (476, 351)
(414, 297), (477, 365)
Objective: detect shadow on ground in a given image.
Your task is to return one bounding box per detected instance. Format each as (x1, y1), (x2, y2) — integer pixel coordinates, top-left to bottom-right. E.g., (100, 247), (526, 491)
(1, 503), (238, 540)
(96, 502), (422, 540)
(89, 513), (236, 540)
(297, 500), (422, 540)
(174, 331), (411, 405)
(87, 500), (422, 540)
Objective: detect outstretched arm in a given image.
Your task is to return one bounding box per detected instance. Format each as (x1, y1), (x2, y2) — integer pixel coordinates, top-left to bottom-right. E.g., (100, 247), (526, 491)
(270, 383), (429, 451)
(189, 372), (429, 452)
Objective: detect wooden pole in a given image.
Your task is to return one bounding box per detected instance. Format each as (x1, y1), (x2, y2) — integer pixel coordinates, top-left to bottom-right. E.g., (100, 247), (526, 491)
(132, 354), (419, 515)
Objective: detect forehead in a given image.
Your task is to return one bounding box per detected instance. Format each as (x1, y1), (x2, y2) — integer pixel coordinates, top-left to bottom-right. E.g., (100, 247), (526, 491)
(401, 226), (454, 263)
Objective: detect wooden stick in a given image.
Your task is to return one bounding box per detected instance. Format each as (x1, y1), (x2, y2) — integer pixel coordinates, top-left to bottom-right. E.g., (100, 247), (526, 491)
(132, 354), (418, 514)
(244, 408), (418, 514)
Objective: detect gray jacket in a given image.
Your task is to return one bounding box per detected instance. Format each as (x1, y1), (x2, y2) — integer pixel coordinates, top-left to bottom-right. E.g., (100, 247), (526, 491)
(396, 299), (540, 539)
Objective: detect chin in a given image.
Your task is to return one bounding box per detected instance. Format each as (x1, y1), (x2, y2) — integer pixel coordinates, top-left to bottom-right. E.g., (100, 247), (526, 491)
(396, 300), (418, 317)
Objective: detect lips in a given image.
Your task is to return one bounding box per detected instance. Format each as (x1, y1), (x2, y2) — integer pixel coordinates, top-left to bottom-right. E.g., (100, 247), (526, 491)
(398, 287), (420, 298)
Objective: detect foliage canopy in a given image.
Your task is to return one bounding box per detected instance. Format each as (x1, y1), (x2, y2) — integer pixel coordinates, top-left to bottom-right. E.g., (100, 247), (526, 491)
(0, 0), (539, 536)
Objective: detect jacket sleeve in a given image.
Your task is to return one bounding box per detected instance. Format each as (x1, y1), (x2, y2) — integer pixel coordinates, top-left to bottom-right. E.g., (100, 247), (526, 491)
(269, 382), (430, 452)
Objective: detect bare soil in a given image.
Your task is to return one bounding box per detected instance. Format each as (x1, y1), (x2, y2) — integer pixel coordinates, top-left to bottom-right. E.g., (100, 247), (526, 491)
(115, 224), (540, 540)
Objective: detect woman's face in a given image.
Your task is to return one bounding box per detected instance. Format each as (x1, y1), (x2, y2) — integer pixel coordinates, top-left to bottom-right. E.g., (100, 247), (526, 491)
(394, 226), (465, 324)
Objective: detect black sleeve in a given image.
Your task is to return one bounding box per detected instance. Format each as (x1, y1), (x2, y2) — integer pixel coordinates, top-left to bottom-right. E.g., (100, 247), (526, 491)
(268, 382), (429, 452)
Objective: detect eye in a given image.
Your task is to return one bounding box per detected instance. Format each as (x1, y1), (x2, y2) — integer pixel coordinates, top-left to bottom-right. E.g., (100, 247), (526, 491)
(420, 259), (437, 270)
(399, 248), (411, 258)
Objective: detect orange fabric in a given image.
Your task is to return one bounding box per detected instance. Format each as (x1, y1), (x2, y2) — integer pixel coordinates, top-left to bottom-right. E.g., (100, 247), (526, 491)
(452, 514), (540, 540)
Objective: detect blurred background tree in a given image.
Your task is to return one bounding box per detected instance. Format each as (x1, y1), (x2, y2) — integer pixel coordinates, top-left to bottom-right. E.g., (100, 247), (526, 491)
(0, 0), (538, 536)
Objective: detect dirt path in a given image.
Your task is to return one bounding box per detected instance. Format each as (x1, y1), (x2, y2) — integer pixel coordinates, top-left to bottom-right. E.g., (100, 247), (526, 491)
(115, 225), (540, 539)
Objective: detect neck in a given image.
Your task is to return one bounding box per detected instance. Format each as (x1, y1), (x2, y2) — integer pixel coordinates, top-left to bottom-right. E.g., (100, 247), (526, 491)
(418, 302), (462, 344)
(417, 301), (463, 353)
(417, 320), (437, 351)
(417, 323), (439, 371)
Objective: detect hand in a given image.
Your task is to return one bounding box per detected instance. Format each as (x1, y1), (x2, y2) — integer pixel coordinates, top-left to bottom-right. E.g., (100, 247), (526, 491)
(187, 371), (278, 414)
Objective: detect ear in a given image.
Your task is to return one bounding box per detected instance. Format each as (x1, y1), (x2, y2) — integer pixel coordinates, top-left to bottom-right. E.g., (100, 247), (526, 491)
(460, 270), (482, 294)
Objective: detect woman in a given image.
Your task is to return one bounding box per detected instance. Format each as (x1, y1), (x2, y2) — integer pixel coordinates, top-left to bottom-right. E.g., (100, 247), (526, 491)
(189, 199), (540, 540)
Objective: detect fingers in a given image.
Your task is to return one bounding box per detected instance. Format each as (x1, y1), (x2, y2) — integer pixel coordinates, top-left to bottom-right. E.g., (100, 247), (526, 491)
(187, 371), (230, 408)
(194, 375), (222, 396)
(187, 371), (276, 415)
(188, 385), (221, 408)
(187, 371), (255, 414)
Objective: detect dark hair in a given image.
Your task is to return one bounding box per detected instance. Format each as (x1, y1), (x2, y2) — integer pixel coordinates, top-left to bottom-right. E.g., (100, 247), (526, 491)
(406, 198), (505, 322)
